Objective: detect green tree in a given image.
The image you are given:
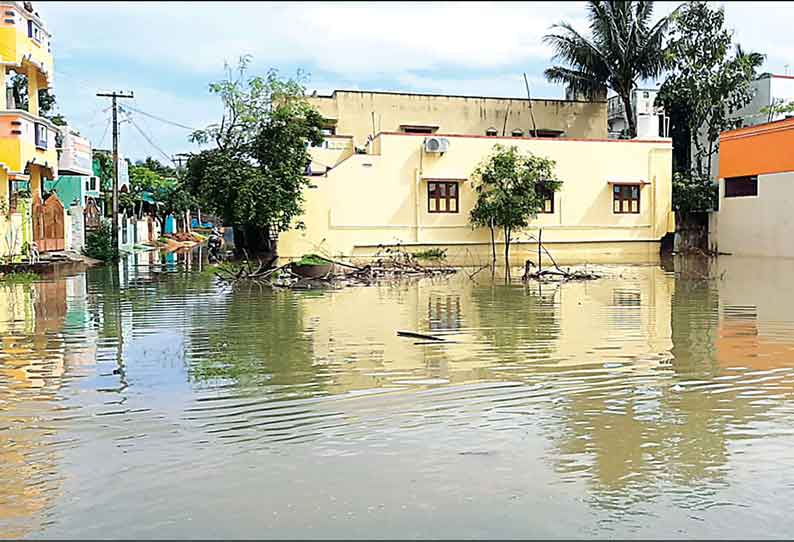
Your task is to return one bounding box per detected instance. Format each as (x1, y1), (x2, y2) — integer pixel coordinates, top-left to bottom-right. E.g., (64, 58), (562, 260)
(760, 97), (794, 123)
(135, 156), (176, 178)
(543, 0), (670, 138)
(671, 172), (717, 214)
(120, 163), (174, 216)
(186, 56), (324, 254)
(469, 145), (560, 270)
(656, 2), (765, 178)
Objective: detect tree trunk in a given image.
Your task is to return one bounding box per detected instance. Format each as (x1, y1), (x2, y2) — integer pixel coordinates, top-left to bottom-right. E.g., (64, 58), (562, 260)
(622, 93), (637, 139)
(489, 221), (496, 264)
(503, 226), (511, 278)
(233, 224), (276, 257)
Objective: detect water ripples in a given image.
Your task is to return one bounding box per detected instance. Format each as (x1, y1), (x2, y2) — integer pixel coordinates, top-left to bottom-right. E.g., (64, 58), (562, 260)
(2, 256), (794, 537)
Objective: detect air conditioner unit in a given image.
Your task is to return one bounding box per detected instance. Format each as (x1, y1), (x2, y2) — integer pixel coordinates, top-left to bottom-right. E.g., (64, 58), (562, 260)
(424, 136), (450, 153)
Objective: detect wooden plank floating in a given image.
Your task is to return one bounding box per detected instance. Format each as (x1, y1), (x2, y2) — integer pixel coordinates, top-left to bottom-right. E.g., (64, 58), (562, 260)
(397, 330), (445, 342)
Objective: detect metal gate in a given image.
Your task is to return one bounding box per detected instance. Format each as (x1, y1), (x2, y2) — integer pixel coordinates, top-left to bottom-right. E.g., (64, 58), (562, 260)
(32, 194), (65, 252)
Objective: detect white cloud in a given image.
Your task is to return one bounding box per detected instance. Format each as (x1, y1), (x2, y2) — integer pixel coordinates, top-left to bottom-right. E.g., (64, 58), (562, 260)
(39, 2), (589, 76)
(31, 1), (794, 160)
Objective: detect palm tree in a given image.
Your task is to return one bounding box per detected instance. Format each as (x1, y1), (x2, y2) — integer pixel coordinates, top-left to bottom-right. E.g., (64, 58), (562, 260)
(734, 43), (765, 76)
(544, 1), (671, 138)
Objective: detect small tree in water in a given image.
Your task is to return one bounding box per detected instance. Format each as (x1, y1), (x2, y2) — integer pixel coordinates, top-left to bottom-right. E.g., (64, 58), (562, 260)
(186, 56), (324, 255)
(469, 145), (560, 272)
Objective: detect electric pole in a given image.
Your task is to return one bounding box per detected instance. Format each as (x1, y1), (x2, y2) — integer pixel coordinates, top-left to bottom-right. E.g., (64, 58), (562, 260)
(97, 90), (134, 251)
(172, 152), (192, 171)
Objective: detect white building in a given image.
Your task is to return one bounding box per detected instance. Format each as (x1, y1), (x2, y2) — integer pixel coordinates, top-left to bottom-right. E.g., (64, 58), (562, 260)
(607, 88), (669, 139)
(734, 74), (794, 126)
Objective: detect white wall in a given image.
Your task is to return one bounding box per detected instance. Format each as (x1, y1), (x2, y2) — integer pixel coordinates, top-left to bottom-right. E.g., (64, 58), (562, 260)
(67, 204), (85, 253)
(714, 171), (794, 257)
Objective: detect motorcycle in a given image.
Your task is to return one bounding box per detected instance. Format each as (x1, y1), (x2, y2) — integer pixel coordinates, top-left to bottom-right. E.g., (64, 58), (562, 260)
(208, 227), (224, 262)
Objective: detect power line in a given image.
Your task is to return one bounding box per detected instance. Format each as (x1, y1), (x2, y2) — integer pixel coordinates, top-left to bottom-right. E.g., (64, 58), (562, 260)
(97, 117), (112, 148)
(122, 104), (198, 131)
(127, 115), (176, 166)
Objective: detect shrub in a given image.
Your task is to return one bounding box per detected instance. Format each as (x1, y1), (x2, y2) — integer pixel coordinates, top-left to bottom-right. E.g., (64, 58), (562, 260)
(413, 248), (447, 261)
(83, 221), (118, 262)
(672, 172), (718, 214)
(0, 271), (39, 284)
(295, 253), (332, 266)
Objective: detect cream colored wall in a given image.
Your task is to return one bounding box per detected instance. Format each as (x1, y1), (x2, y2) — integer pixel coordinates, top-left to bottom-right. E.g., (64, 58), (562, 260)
(713, 171), (794, 258)
(281, 133), (674, 261)
(308, 91), (608, 147)
(308, 136), (354, 174)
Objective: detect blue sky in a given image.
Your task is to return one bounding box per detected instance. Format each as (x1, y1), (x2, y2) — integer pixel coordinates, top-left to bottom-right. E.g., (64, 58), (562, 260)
(37, 1), (794, 163)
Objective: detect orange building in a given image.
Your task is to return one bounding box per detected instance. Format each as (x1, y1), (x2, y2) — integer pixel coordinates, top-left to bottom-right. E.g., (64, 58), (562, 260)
(712, 117), (794, 257)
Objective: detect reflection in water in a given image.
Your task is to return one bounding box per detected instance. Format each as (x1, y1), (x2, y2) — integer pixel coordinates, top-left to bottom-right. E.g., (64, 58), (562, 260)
(1, 254), (794, 537)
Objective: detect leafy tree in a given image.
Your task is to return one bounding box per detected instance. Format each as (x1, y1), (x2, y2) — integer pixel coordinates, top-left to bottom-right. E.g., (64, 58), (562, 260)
(135, 156), (176, 178)
(656, 2), (765, 178)
(469, 145), (560, 270)
(544, 0), (670, 138)
(760, 97), (794, 123)
(186, 56), (324, 254)
(161, 183), (195, 219)
(671, 172), (717, 214)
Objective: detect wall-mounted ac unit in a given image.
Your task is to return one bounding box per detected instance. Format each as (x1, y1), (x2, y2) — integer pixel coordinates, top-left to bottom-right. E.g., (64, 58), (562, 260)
(424, 136), (450, 153)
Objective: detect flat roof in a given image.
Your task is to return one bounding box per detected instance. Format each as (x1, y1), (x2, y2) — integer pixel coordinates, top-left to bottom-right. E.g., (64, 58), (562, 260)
(311, 89), (605, 104)
(375, 131), (670, 145)
(721, 116), (794, 140)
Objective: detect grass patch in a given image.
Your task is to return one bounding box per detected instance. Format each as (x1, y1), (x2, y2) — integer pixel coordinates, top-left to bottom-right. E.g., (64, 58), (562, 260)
(413, 248), (447, 261)
(0, 271), (39, 284)
(295, 253), (332, 266)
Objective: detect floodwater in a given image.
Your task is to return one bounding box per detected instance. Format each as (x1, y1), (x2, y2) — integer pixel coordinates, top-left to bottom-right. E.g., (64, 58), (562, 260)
(2, 250), (794, 539)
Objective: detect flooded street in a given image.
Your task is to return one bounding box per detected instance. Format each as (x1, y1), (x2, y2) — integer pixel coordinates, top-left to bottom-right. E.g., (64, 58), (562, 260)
(2, 251), (794, 538)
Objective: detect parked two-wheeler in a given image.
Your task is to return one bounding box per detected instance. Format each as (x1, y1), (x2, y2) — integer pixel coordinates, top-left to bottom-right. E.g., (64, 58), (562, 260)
(208, 227), (224, 262)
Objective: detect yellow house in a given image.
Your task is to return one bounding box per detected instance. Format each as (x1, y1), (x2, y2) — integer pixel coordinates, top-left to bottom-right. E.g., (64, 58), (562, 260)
(280, 128), (675, 264)
(0, 1), (59, 257)
(307, 89), (608, 150)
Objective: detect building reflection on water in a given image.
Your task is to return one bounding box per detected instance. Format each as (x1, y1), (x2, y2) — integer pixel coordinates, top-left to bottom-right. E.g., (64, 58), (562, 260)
(3, 254), (794, 535)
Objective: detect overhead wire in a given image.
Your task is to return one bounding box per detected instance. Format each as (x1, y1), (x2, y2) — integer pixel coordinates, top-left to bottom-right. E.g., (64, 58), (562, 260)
(97, 117), (112, 149)
(122, 104), (199, 131)
(124, 111), (177, 166)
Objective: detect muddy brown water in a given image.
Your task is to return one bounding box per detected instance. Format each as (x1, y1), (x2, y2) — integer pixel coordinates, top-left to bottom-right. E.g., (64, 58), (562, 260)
(1, 250), (794, 538)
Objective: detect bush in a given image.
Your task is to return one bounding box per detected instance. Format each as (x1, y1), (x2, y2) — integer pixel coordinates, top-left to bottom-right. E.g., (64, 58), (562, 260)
(0, 271), (39, 284)
(295, 253), (332, 266)
(83, 221), (118, 262)
(413, 248), (447, 261)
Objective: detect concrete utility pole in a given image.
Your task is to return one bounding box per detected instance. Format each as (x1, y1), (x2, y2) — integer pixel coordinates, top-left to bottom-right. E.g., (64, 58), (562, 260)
(97, 90), (134, 251)
(172, 152), (191, 170)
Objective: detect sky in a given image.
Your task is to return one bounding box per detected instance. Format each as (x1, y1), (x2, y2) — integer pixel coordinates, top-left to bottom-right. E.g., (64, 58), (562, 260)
(36, 1), (794, 163)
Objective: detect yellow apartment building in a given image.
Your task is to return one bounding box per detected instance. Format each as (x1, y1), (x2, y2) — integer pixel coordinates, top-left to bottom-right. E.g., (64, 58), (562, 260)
(281, 94), (674, 263)
(0, 1), (59, 256)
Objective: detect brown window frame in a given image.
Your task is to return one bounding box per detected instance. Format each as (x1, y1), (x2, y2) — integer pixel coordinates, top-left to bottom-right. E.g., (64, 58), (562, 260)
(428, 181), (459, 214)
(613, 184), (641, 214)
(537, 181), (555, 214)
(724, 175), (758, 198)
